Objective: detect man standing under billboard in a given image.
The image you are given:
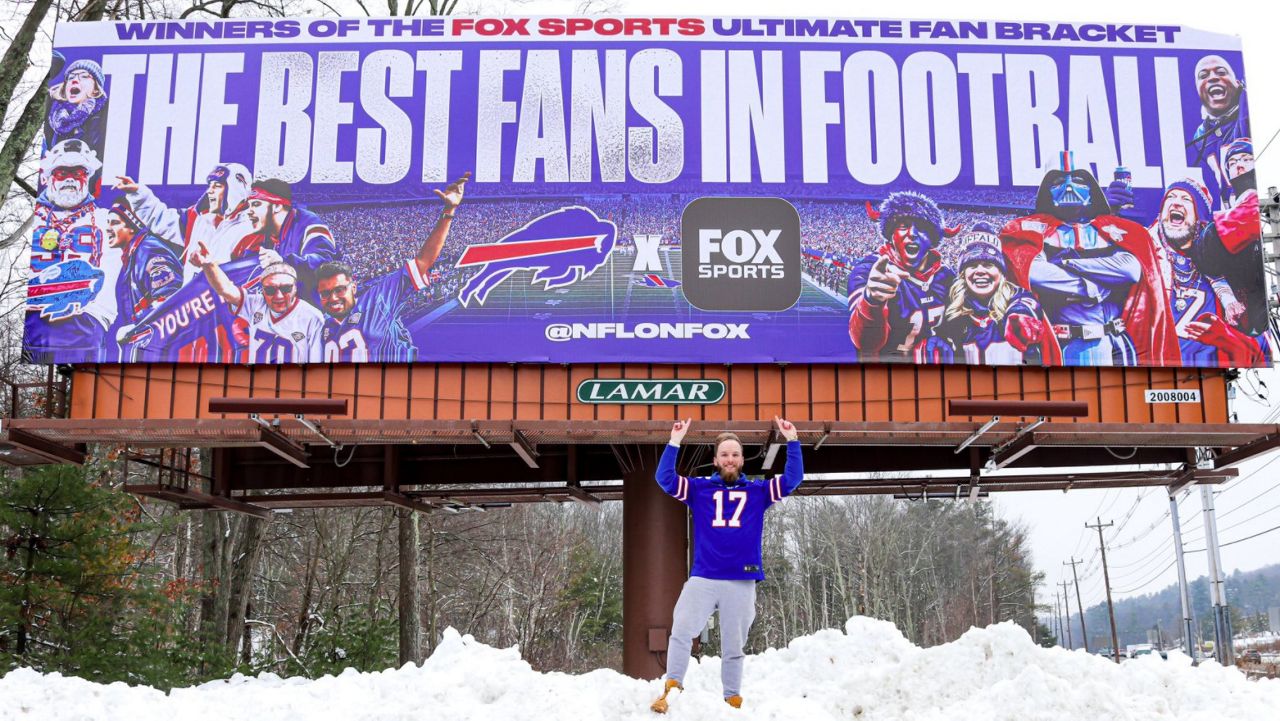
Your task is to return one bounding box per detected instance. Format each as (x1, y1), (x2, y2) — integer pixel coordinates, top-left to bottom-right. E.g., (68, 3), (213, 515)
(847, 191), (959, 361)
(650, 417), (803, 713)
(316, 172), (469, 362)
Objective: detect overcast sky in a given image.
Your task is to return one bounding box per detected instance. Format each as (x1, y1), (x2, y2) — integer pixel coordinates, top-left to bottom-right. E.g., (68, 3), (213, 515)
(542, 0), (1280, 611)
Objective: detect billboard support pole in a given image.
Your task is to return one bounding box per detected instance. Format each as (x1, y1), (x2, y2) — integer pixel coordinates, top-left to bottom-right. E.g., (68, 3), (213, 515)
(1200, 485), (1235, 665)
(1168, 491), (1197, 661)
(1261, 188), (1280, 324)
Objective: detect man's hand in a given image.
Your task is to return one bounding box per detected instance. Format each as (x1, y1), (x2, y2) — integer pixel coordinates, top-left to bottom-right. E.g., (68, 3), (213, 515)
(258, 248), (283, 268)
(774, 416), (798, 442)
(1225, 300), (1247, 327)
(864, 256), (905, 305)
(188, 240), (211, 269)
(669, 418), (691, 446)
(113, 176), (139, 194)
(433, 171), (471, 211)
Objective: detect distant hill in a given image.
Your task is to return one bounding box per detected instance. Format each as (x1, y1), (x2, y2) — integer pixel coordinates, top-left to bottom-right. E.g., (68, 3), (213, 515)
(1062, 563), (1280, 650)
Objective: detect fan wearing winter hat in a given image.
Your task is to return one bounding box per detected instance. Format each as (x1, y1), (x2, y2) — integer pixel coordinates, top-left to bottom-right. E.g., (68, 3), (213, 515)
(847, 191), (961, 360)
(1150, 178), (1262, 367)
(928, 223), (1059, 366)
(46, 58), (108, 158)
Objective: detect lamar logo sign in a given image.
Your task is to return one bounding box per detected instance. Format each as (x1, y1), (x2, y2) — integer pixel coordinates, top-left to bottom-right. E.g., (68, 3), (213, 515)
(576, 379), (726, 405)
(681, 197), (801, 312)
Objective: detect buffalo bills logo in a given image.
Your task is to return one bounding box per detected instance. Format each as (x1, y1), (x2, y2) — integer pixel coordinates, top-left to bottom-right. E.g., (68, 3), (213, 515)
(27, 259), (104, 321)
(455, 207), (616, 307)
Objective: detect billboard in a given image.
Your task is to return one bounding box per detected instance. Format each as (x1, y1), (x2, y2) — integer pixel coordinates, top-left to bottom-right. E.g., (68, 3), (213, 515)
(25, 16), (1269, 368)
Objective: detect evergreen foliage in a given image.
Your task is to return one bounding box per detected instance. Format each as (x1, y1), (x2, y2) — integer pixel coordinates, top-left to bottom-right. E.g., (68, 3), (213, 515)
(0, 464), (225, 689)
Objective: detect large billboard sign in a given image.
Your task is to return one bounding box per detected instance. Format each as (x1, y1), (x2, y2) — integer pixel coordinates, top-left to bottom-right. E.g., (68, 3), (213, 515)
(25, 16), (1269, 368)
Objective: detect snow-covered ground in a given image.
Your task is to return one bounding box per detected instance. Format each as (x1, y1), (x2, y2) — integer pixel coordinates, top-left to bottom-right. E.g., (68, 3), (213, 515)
(2, 617), (1277, 720)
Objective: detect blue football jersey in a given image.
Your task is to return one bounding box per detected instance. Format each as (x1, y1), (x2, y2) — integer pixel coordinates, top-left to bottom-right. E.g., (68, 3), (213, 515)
(322, 260), (429, 362)
(848, 253), (955, 358)
(656, 441), (803, 581)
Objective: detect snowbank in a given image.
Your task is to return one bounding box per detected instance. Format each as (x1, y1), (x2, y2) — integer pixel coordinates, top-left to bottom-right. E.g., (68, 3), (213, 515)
(2, 618), (1277, 720)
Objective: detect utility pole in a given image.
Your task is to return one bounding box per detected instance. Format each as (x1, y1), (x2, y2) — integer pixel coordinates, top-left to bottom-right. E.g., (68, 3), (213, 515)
(1087, 517), (1121, 663)
(1059, 580), (1075, 649)
(1169, 492), (1196, 660)
(1201, 486), (1235, 665)
(1054, 591), (1065, 647)
(1064, 557), (1090, 652)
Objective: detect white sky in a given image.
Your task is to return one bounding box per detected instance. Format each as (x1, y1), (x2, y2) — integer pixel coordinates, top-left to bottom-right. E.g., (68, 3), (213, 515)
(556, 0), (1280, 610)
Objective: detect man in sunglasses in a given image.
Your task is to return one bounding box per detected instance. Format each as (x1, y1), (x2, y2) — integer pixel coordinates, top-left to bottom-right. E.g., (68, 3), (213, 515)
(189, 242), (323, 364)
(315, 172), (469, 362)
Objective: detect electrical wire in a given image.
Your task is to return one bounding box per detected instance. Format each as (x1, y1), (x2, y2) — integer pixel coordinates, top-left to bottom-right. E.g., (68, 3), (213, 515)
(1112, 558), (1178, 595)
(1184, 522), (1280, 553)
(1257, 123), (1280, 160)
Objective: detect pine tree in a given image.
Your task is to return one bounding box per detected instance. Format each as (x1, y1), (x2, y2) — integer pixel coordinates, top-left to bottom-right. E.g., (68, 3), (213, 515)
(0, 463), (224, 688)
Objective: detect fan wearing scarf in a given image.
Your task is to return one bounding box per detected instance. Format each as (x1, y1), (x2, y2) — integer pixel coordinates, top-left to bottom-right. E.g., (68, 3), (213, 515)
(25, 139), (121, 364)
(45, 59), (108, 158)
(1001, 152), (1178, 367)
(847, 191), (961, 360)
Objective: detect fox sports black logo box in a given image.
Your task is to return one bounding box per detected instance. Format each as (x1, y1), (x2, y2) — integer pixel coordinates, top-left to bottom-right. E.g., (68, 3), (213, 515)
(680, 197), (802, 312)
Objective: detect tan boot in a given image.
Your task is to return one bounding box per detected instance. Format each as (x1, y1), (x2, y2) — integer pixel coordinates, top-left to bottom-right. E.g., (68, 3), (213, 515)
(650, 679), (683, 714)
(725, 695), (743, 709)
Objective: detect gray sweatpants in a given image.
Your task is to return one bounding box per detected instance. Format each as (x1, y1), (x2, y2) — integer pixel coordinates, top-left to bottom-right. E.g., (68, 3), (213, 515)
(665, 576), (757, 697)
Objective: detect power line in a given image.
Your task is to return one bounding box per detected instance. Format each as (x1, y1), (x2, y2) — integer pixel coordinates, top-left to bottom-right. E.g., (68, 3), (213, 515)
(1186, 522), (1280, 552)
(1258, 124), (1280, 160)
(1113, 558), (1178, 595)
(1213, 498), (1280, 536)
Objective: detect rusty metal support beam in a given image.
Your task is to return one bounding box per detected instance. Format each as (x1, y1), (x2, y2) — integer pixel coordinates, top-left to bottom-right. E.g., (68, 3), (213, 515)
(565, 483), (602, 507)
(383, 491), (437, 514)
(253, 422), (309, 468)
(127, 484), (272, 518)
(949, 400), (1089, 418)
(510, 429), (538, 468)
(991, 431), (1037, 470)
(1212, 433), (1280, 470)
(210, 397), (349, 415)
(2, 427), (85, 465)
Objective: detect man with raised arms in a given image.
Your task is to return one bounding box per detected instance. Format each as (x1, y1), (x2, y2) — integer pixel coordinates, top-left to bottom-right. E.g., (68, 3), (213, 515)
(650, 416), (803, 713)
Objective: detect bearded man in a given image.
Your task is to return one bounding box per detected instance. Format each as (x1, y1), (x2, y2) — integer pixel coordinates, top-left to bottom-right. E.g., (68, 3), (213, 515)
(1151, 179), (1263, 367)
(25, 139), (121, 363)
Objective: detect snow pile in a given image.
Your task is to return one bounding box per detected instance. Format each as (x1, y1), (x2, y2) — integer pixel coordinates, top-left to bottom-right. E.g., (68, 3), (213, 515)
(2, 617), (1278, 720)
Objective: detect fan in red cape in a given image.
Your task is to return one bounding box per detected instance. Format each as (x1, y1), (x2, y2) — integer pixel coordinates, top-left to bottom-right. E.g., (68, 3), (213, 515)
(1000, 152), (1179, 367)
